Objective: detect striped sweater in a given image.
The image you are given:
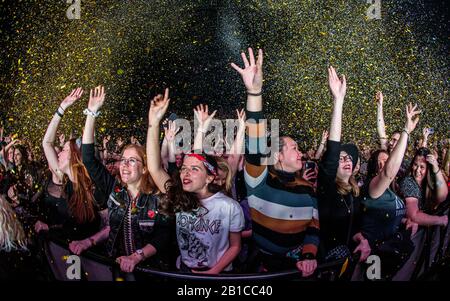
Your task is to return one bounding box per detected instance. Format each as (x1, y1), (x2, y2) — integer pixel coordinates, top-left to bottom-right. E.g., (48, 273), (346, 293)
(244, 111), (320, 259)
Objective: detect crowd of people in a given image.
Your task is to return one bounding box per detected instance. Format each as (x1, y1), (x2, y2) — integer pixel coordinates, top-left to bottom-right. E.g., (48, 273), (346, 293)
(0, 48), (449, 281)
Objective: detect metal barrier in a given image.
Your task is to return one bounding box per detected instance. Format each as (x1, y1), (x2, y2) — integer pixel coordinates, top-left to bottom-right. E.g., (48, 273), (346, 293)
(39, 200), (450, 282)
(42, 233), (354, 281)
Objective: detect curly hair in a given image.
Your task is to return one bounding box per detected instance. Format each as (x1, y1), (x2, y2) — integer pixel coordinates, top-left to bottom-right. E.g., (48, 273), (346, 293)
(161, 153), (221, 216)
(0, 195), (27, 252)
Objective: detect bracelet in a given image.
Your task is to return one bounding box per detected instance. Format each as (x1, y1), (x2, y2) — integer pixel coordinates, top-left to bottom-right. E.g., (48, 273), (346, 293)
(59, 106), (66, 113)
(432, 168), (441, 175)
(402, 129), (410, 136)
(83, 108), (100, 118)
(55, 110), (64, 118)
(247, 90), (262, 97)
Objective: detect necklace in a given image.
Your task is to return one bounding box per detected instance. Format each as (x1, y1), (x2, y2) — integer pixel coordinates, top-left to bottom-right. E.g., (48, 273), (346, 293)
(340, 197), (351, 214)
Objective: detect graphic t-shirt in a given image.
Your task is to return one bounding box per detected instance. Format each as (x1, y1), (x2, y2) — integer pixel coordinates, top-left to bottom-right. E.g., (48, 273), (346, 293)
(176, 192), (244, 271)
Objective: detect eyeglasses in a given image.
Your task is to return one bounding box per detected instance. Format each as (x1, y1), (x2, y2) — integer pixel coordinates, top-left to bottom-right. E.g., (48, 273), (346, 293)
(119, 157), (142, 167)
(339, 155), (353, 163)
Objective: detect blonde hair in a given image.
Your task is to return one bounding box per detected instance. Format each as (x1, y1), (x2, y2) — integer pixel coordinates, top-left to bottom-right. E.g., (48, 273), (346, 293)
(0, 195), (28, 252)
(216, 157), (233, 197)
(336, 176), (360, 197)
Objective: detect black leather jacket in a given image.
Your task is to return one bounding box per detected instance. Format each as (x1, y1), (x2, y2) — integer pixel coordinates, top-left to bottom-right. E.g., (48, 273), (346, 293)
(105, 184), (171, 257)
(82, 143), (173, 260)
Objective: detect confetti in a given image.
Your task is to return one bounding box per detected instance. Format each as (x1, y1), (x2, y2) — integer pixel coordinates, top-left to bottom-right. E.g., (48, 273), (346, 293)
(0, 0), (448, 152)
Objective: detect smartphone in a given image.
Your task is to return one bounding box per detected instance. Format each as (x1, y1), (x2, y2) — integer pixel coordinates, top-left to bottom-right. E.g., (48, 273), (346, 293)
(163, 113), (178, 129)
(305, 161), (317, 170)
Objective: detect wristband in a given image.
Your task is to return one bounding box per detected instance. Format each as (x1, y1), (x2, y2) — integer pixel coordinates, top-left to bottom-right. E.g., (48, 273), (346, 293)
(247, 90), (262, 96)
(55, 110), (63, 118)
(83, 108), (100, 118)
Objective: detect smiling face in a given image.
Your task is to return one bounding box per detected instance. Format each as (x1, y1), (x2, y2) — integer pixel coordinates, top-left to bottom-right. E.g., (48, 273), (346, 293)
(278, 137), (304, 173)
(119, 147), (146, 186)
(13, 148), (24, 166)
(180, 156), (214, 193)
(412, 155), (427, 184)
(337, 151), (353, 181)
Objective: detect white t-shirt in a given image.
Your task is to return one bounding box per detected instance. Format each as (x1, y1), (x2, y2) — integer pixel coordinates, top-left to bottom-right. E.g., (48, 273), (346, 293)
(176, 192), (244, 271)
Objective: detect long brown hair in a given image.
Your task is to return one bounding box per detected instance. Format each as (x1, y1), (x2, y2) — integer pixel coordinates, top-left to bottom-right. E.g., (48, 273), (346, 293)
(68, 139), (97, 224)
(120, 144), (158, 195)
(162, 153), (221, 216)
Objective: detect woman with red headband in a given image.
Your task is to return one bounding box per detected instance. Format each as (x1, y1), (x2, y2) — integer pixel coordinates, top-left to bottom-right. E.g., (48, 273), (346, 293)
(146, 89), (244, 274)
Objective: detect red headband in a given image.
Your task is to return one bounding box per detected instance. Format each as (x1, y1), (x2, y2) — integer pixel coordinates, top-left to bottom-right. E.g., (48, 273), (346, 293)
(185, 153), (217, 176)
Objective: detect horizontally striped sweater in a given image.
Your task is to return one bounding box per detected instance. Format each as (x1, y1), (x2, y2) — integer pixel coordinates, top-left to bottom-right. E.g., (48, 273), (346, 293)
(244, 111), (320, 259)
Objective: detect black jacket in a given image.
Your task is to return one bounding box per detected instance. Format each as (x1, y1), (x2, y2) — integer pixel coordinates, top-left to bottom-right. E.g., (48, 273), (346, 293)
(82, 143), (173, 262)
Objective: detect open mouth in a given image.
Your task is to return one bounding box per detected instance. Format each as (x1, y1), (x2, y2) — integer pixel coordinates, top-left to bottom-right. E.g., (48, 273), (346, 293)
(182, 179), (192, 185)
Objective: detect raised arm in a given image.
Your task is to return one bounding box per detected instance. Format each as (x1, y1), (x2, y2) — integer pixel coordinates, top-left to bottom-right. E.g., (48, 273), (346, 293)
(193, 104), (217, 152)
(426, 154), (448, 203)
(81, 86), (115, 196)
(376, 91), (388, 151)
(102, 135), (110, 165)
(231, 48), (265, 177)
(42, 88), (83, 180)
(369, 104), (421, 199)
(82, 86), (105, 145)
(328, 66), (346, 142)
(420, 128), (431, 148)
(226, 109), (246, 176)
(165, 120), (178, 164)
(314, 130), (329, 160)
(1, 138), (20, 167)
(146, 89), (171, 193)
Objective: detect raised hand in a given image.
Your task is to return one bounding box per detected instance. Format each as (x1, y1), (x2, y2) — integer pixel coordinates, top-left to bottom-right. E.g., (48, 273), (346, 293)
(375, 91), (383, 105)
(88, 85), (106, 113)
(164, 120), (178, 142)
(103, 135), (111, 146)
(423, 127), (431, 139)
(404, 103), (421, 134)
(148, 88), (170, 124)
(194, 104), (217, 130)
(58, 133), (65, 146)
(328, 66), (347, 101)
(320, 130), (329, 144)
(426, 154), (440, 173)
(60, 87), (84, 110)
(116, 137), (124, 148)
(236, 108), (246, 125)
(231, 48), (263, 94)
